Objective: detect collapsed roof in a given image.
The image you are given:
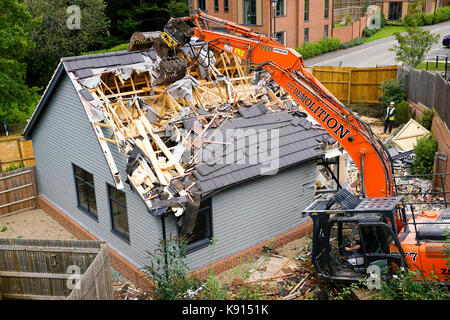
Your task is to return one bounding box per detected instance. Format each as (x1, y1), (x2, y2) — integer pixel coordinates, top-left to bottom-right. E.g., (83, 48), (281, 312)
(24, 38), (331, 232)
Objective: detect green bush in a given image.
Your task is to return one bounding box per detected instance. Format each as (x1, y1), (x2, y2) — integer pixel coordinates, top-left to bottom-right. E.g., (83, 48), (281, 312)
(3, 161), (25, 173)
(380, 77), (407, 109)
(362, 26), (378, 37)
(411, 134), (439, 175)
(433, 5), (450, 23)
(419, 109), (434, 131)
(404, 6), (450, 26)
(393, 100), (410, 126)
(339, 37), (365, 49)
(296, 37), (341, 59)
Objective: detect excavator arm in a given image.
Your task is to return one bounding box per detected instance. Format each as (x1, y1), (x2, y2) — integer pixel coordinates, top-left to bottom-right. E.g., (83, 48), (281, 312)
(137, 11), (395, 198)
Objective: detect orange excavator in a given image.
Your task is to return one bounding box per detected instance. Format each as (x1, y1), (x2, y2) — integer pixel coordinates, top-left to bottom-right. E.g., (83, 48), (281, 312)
(129, 11), (450, 285)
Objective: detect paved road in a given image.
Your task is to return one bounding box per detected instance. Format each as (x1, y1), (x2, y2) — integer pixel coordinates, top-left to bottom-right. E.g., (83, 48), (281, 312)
(304, 20), (450, 68)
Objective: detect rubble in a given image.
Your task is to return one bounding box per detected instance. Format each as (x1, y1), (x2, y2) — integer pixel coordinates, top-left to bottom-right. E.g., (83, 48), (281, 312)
(62, 37), (329, 235)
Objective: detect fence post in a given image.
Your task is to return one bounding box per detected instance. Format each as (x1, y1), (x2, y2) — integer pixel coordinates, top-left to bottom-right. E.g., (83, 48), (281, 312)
(347, 69), (352, 104)
(30, 165), (39, 209)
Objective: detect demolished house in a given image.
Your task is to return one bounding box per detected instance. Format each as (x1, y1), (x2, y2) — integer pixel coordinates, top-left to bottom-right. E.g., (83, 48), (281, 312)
(22, 37), (333, 278)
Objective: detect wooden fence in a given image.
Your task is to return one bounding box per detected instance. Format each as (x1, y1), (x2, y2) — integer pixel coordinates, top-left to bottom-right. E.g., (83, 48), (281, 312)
(311, 65), (399, 105)
(0, 238), (113, 300)
(0, 136), (34, 171)
(400, 67), (450, 129)
(0, 166), (38, 216)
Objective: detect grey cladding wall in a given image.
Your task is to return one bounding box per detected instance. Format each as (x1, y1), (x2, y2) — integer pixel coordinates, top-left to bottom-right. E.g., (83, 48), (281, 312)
(164, 161), (316, 270)
(30, 74), (161, 269)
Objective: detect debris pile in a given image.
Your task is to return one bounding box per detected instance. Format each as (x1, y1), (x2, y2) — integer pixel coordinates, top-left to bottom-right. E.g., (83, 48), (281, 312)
(111, 268), (149, 300)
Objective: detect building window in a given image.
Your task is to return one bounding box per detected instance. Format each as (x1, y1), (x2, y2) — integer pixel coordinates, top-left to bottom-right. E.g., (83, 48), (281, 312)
(275, 31), (285, 45)
(304, 0), (309, 21)
(184, 198), (213, 253)
(276, 0), (284, 16)
(198, 0), (206, 10)
(108, 184), (130, 240)
(224, 0), (229, 12)
(388, 2), (402, 21)
(304, 27), (309, 43)
(244, 0), (257, 25)
(214, 0), (219, 12)
(324, 0), (329, 19)
(324, 25), (329, 38)
(73, 164), (97, 218)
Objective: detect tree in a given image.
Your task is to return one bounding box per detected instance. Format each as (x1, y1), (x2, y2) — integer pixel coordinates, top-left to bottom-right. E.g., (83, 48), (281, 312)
(23, 0), (110, 88)
(0, 0), (39, 128)
(390, 26), (439, 67)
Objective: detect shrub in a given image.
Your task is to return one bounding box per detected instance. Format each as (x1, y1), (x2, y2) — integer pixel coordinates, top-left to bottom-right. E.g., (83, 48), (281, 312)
(433, 5), (450, 23)
(380, 77), (406, 109)
(419, 109), (434, 131)
(296, 37), (341, 59)
(339, 37), (365, 49)
(411, 134), (439, 175)
(362, 26), (378, 37)
(4, 161), (25, 173)
(393, 100), (409, 126)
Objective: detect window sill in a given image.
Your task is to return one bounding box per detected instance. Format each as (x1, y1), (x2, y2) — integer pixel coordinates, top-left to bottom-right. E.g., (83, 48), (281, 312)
(111, 228), (131, 244)
(186, 238), (211, 254)
(77, 206), (98, 221)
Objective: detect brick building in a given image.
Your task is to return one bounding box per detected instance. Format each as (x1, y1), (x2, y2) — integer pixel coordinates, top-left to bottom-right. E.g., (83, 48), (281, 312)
(190, 0), (334, 48)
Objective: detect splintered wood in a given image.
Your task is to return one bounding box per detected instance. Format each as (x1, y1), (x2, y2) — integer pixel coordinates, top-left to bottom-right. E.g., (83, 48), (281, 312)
(72, 43), (299, 217)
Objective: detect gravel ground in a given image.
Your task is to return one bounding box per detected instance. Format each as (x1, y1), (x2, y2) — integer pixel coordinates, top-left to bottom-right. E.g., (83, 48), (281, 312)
(0, 209), (76, 240)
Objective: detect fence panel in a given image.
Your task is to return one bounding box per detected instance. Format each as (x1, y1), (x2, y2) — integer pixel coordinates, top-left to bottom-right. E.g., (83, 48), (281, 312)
(0, 166), (38, 216)
(0, 136), (35, 171)
(311, 65), (398, 105)
(0, 238), (113, 300)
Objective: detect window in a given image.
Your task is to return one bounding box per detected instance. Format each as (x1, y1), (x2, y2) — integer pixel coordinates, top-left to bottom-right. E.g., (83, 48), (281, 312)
(108, 184), (129, 240)
(73, 164), (97, 218)
(214, 0), (219, 12)
(274, 31), (285, 45)
(324, 25), (329, 38)
(324, 0), (329, 19)
(198, 0), (206, 10)
(244, 0), (257, 25)
(304, 0), (309, 21)
(304, 28), (309, 43)
(388, 2), (402, 21)
(184, 198), (213, 253)
(276, 0), (284, 16)
(224, 0), (229, 12)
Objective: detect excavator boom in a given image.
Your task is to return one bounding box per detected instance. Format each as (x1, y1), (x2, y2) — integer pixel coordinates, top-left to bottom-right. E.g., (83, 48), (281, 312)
(161, 11), (394, 198)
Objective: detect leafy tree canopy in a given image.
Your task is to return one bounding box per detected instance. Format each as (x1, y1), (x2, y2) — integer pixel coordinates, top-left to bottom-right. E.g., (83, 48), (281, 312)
(0, 0), (39, 127)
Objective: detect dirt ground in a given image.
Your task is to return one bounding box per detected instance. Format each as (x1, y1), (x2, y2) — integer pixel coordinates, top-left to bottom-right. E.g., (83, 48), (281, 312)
(0, 209), (75, 240)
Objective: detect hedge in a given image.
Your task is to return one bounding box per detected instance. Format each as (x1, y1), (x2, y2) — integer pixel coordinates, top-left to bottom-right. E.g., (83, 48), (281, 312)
(295, 37), (341, 59)
(403, 5), (450, 26)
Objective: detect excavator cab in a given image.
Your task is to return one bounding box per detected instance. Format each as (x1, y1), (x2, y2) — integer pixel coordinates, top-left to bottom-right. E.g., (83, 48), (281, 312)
(302, 189), (408, 283)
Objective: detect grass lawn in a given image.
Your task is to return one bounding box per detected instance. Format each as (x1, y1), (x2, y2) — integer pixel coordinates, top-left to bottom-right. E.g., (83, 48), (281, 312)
(416, 61), (449, 71)
(364, 26), (407, 43)
(82, 43), (129, 56)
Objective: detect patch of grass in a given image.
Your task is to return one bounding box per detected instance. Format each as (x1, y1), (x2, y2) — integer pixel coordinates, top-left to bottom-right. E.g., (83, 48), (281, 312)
(364, 26), (407, 43)
(416, 61), (448, 72)
(1, 226), (7, 232)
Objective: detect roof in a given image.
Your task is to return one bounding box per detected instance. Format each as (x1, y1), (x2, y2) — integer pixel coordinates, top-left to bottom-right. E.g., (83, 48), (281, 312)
(194, 109), (326, 193)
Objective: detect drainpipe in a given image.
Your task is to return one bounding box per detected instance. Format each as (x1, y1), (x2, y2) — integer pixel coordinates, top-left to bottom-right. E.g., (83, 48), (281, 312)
(161, 214), (169, 281)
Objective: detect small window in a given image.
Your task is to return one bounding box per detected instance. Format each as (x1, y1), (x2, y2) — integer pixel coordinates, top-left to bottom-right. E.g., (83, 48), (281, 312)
(304, 0), (309, 22)
(198, 0), (206, 10)
(324, 25), (329, 38)
(184, 198), (213, 253)
(108, 184), (130, 240)
(244, 0), (257, 25)
(304, 28), (309, 43)
(275, 31), (285, 45)
(224, 0), (229, 12)
(73, 164), (97, 218)
(276, 0), (284, 16)
(324, 0), (329, 19)
(214, 0), (219, 12)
